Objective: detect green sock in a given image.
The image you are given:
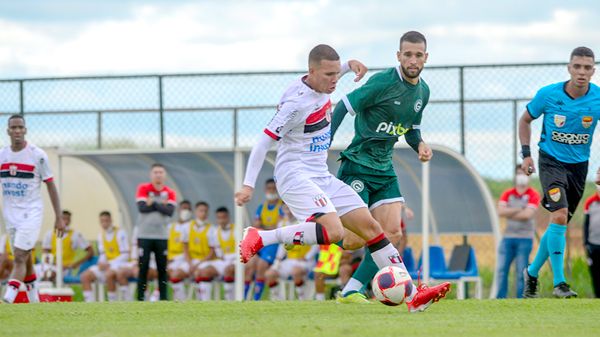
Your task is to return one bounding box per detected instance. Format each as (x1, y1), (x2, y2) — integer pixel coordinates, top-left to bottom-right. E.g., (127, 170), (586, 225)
(341, 251), (379, 296)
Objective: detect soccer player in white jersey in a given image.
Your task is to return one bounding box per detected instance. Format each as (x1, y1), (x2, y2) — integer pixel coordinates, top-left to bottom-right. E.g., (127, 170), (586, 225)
(0, 115), (65, 304)
(236, 45), (450, 311)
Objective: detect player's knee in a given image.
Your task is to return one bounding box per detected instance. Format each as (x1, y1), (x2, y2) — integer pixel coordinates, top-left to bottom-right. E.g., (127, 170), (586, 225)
(551, 208), (569, 225)
(385, 227), (403, 245)
(323, 224), (344, 243)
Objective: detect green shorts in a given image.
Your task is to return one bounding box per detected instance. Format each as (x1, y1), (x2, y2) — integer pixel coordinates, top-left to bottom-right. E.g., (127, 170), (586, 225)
(337, 159), (404, 210)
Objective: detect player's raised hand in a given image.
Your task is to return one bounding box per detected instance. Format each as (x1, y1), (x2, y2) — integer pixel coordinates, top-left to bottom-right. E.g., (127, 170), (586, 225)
(54, 216), (66, 238)
(235, 185), (254, 206)
(348, 59), (368, 82)
(418, 142), (433, 162)
(522, 157), (535, 176)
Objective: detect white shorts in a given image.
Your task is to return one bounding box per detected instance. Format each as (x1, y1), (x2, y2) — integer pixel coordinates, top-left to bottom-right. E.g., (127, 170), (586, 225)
(7, 225), (42, 251)
(281, 175), (367, 222)
(168, 256), (190, 274)
(277, 259), (310, 279)
(88, 260), (128, 283)
(125, 253), (157, 270)
(204, 259), (234, 276)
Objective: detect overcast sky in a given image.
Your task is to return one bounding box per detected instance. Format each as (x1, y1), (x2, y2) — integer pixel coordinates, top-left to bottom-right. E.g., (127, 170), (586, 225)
(1, 0), (599, 77)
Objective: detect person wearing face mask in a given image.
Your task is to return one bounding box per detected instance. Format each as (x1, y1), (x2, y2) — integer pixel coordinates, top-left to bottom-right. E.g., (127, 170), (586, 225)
(167, 200), (192, 301)
(583, 167), (600, 297)
(244, 178), (284, 300)
(495, 165), (541, 298)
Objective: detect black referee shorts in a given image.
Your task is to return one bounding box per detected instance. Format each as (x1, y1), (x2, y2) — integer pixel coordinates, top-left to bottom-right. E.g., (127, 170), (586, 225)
(538, 150), (588, 219)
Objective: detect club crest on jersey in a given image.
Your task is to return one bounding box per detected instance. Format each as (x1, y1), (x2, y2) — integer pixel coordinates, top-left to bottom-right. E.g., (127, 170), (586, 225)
(9, 165), (17, 176)
(325, 106), (332, 122)
(292, 231), (304, 245)
(548, 187), (561, 202)
(582, 116), (593, 129)
(414, 99), (423, 112)
(350, 180), (364, 192)
(313, 194), (328, 207)
(554, 115), (566, 128)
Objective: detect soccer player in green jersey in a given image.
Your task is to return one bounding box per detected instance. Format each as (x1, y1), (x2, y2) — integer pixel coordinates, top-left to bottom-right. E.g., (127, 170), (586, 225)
(331, 31), (433, 303)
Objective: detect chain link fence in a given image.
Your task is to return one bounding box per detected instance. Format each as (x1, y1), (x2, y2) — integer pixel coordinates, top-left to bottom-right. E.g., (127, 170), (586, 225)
(1, 63), (599, 297)
(1, 63), (598, 181)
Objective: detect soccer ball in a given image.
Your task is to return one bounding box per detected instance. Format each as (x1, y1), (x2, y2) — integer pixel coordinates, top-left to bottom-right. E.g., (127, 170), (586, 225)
(372, 266), (412, 306)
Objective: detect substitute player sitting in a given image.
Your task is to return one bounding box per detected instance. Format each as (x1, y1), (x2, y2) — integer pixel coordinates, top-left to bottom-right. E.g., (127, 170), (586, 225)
(167, 200), (192, 301)
(189, 201), (217, 299)
(521, 46), (600, 298)
(236, 44), (449, 312)
(39, 210), (93, 282)
(81, 211), (130, 302)
(245, 179), (284, 300)
(267, 204), (318, 300)
(1, 114), (65, 304)
(195, 207), (236, 301)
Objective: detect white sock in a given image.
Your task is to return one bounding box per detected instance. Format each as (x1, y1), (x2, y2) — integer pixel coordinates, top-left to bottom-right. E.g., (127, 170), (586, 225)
(26, 281), (39, 303)
(83, 290), (95, 302)
(224, 282), (235, 301)
(368, 238), (417, 302)
(269, 284), (282, 301)
(341, 278), (363, 296)
(107, 291), (118, 302)
(144, 289), (150, 301)
(198, 282), (213, 301)
(172, 282), (185, 301)
(119, 285), (131, 301)
(259, 222), (323, 246)
(3, 279), (22, 303)
(149, 289), (159, 302)
(315, 293), (325, 301)
(295, 283), (305, 300)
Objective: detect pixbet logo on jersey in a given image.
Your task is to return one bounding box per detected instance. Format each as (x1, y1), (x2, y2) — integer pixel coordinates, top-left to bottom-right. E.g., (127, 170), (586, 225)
(375, 122), (410, 136)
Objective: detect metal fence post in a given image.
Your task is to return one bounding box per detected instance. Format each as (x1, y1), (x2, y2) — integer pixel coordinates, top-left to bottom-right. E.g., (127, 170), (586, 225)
(233, 108), (238, 148)
(97, 111), (103, 149)
(459, 67), (465, 155)
(19, 80), (24, 115)
(512, 100), (518, 171)
(158, 76), (165, 148)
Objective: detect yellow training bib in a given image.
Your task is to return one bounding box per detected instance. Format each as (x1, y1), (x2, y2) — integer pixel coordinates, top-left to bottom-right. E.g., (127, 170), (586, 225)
(189, 221), (211, 260)
(51, 230), (75, 266)
(167, 223), (185, 260)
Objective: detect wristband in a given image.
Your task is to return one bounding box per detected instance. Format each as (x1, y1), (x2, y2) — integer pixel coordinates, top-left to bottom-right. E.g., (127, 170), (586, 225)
(520, 145), (531, 159)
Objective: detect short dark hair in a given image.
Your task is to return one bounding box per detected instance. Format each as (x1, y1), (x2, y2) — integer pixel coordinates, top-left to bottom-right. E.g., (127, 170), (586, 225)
(308, 44), (340, 66)
(570, 46), (595, 61)
(99, 211), (111, 217)
(195, 201), (209, 209)
(265, 178), (276, 185)
(400, 31), (427, 50)
(8, 114), (25, 126)
(62, 210), (72, 216)
(151, 163), (165, 170)
(180, 200), (191, 207)
(216, 206), (229, 214)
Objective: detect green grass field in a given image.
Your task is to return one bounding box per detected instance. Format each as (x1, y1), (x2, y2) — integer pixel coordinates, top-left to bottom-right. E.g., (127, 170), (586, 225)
(2, 299), (599, 337)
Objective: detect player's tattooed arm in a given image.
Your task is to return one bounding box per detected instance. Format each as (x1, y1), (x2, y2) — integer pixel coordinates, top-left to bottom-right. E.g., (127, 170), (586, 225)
(46, 180), (65, 238)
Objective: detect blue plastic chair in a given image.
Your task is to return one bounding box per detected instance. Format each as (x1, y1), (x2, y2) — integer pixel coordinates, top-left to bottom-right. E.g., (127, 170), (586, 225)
(432, 246), (479, 279)
(402, 247), (417, 277)
(63, 255), (98, 284)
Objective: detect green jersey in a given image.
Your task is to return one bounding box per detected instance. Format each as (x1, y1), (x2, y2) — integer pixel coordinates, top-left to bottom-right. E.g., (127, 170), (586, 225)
(339, 66), (429, 172)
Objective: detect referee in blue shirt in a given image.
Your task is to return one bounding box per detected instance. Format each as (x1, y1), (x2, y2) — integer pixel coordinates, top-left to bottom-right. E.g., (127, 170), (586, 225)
(519, 46), (600, 298)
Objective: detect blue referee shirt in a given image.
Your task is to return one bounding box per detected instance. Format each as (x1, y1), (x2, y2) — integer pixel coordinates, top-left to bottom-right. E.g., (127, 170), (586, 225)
(527, 81), (600, 163)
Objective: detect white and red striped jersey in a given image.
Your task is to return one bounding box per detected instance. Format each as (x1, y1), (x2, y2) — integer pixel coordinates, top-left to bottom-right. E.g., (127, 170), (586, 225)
(264, 76), (333, 193)
(0, 143), (53, 225)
